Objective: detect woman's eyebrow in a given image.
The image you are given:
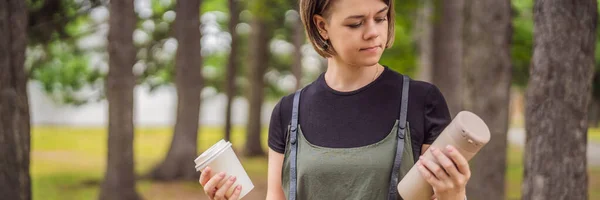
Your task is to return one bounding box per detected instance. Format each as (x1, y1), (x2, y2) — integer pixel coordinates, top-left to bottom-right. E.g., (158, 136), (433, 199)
(344, 6), (389, 20)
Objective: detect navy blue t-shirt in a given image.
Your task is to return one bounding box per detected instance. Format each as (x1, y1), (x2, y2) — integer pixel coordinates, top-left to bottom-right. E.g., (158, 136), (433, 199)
(268, 66), (451, 162)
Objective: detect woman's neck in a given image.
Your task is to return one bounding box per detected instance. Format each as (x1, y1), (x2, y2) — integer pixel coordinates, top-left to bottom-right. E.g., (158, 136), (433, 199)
(324, 58), (382, 92)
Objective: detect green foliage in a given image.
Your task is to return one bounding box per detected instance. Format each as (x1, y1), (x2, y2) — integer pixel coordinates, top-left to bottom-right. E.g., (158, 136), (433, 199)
(28, 42), (104, 105)
(511, 0), (534, 88)
(32, 0), (581, 106)
(380, 0), (419, 76)
(248, 0), (287, 23)
(592, 4), (600, 100)
(26, 0), (106, 105)
(203, 0), (229, 13)
(27, 0), (102, 45)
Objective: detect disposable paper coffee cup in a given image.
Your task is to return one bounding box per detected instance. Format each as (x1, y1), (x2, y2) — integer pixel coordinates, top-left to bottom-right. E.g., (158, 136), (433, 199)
(195, 140), (254, 199)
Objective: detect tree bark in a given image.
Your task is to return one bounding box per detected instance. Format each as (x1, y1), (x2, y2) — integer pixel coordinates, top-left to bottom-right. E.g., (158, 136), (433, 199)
(0, 0), (31, 199)
(99, 0), (140, 199)
(224, 0), (240, 142)
(415, 0), (434, 83)
(432, 0), (464, 116)
(244, 18), (271, 157)
(523, 0), (597, 199)
(150, 0), (203, 181)
(462, 0), (512, 199)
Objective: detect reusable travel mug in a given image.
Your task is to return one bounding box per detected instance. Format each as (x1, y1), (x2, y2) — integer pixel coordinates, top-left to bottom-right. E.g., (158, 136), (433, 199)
(397, 111), (491, 200)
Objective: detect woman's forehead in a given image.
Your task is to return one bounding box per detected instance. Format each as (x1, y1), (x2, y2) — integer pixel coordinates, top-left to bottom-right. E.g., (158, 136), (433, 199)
(327, 0), (388, 17)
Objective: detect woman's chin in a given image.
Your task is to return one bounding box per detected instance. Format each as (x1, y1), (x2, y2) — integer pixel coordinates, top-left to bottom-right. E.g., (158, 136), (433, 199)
(355, 56), (381, 67)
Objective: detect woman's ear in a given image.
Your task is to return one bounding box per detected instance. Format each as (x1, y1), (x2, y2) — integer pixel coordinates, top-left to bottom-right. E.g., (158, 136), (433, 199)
(313, 14), (329, 40)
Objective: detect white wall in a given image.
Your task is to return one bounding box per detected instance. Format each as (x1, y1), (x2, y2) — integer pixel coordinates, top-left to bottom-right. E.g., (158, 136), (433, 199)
(28, 82), (276, 127)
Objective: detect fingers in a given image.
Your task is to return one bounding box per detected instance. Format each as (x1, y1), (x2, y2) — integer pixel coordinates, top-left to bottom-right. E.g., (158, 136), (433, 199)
(217, 175), (231, 188)
(215, 176), (237, 199)
(204, 172), (226, 197)
(445, 145), (471, 177)
(417, 159), (442, 188)
(431, 147), (460, 178)
(228, 185), (243, 200)
(199, 167), (212, 186)
(419, 155), (449, 181)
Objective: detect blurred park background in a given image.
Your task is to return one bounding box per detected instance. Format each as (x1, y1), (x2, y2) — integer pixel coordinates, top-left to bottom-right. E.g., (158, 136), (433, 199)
(1, 0), (600, 199)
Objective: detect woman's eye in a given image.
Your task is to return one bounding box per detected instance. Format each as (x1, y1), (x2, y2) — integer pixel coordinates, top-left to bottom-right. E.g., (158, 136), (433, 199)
(375, 17), (387, 23)
(347, 23), (362, 28)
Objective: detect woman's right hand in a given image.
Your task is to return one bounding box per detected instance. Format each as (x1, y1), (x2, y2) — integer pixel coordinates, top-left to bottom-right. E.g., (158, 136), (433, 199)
(199, 167), (243, 200)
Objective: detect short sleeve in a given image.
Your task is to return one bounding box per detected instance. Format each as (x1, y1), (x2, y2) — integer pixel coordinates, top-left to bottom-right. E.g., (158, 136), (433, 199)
(268, 99), (287, 154)
(423, 84), (452, 144)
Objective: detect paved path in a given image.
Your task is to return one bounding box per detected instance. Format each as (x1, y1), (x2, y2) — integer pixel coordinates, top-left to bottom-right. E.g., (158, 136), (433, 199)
(508, 128), (600, 166)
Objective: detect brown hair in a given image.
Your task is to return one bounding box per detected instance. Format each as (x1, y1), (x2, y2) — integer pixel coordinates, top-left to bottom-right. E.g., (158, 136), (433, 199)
(299, 0), (396, 57)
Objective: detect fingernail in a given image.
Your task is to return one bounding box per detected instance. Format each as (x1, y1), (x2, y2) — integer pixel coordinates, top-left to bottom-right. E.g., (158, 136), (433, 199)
(446, 145), (453, 152)
(419, 156), (424, 160)
(219, 172), (226, 177)
(230, 176), (237, 181)
(430, 147), (436, 151)
(237, 185), (242, 190)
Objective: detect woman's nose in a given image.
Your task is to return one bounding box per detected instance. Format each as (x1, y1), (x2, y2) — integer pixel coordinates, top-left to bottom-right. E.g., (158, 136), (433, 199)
(363, 20), (380, 40)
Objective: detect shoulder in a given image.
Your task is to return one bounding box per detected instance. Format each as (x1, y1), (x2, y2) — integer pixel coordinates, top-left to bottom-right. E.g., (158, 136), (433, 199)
(273, 91), (296, 118)
(385, 69), (439, 99)
(271, 79), (319, 123)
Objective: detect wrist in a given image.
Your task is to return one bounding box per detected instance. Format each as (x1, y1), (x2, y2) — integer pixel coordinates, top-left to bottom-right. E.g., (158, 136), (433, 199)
(437, 190), (466, 200)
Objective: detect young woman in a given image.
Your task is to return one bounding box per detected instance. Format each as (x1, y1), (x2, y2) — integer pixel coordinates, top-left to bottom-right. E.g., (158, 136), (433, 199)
(199, 0), (471, 199)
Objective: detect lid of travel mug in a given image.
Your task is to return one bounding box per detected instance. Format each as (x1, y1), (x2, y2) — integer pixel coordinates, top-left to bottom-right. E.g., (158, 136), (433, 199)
(455, 111), (491, 147)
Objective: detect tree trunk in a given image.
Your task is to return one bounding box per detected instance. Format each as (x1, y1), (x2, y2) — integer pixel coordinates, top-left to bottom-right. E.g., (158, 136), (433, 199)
(462, 0), (512, 199)
(150, 0), (203, 181)
(0, 1), (31, 199)
(432, 0), (464, 116)
(224, 0), (240, 142)
(416, 0), (433, 83)
(523, 0), (597, 199)
(99, 0), (140, 199)
(244, 18), (270, 157)
(292, 4), (304, 90)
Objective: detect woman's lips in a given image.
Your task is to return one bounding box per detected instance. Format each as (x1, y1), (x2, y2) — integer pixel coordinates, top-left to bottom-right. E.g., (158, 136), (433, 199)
(360, 45), (381, 53)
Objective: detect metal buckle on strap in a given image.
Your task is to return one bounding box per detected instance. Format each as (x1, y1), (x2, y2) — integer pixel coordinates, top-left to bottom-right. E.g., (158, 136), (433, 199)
(290, 133), (297, 144)
(398, 124), (405, 139)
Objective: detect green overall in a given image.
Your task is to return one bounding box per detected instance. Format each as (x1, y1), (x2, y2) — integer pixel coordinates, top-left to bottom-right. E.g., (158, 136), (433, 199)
(282, 75), (415, 200)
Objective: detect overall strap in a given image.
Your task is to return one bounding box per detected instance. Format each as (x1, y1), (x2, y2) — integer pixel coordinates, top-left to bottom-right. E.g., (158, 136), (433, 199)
(388, 75), (410, 200)
(288, 89), (302, 200)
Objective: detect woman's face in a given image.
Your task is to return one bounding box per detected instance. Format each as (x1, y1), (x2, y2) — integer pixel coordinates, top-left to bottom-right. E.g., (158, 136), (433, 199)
(315, 0), (389, 67)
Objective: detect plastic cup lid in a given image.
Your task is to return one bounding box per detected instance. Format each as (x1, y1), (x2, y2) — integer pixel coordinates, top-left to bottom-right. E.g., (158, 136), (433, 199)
(194, 139), (232, 170)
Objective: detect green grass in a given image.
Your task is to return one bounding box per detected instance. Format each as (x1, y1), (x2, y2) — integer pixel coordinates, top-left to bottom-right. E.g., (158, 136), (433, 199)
(504, 142), (600, 200)
(505, 143), (524, 200)
(32, 126), (600, 200)
(31, 125), (268, 200)
(589, 128), (600, 144)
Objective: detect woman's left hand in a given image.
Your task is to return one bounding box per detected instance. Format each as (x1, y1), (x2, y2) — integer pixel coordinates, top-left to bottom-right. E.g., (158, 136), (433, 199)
(417, 145), (470, 200)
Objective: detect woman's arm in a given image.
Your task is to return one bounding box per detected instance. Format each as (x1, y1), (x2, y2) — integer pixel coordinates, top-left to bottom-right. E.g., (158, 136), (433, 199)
(266, 149), (286, 200)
